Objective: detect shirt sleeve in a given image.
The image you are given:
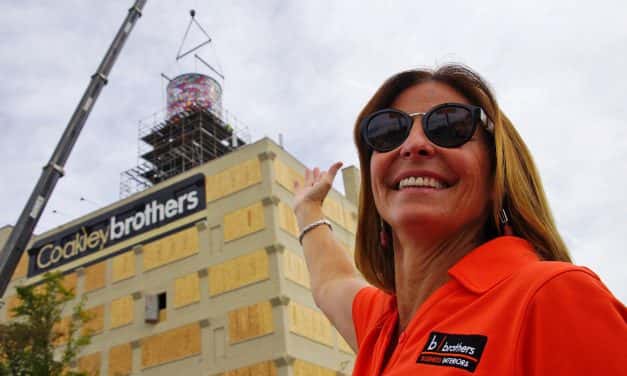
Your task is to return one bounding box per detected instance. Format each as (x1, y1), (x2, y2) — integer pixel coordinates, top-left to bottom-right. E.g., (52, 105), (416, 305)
(517, 268), (627, 375)
(352, 286), (392, 349)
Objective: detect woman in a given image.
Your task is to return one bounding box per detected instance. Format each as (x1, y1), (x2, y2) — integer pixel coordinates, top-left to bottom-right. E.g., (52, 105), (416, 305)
(293, 64), (626, 375)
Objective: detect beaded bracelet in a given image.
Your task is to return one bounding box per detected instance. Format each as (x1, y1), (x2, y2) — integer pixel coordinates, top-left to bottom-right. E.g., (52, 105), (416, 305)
(298, 219), (333, 245)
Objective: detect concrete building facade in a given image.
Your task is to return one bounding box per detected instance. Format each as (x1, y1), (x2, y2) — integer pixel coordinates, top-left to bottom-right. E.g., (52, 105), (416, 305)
(0, 138), (361, 375)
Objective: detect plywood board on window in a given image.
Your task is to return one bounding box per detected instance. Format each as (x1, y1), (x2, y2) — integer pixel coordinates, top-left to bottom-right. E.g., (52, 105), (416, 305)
(206, 159), (262, 201)
(209, 250), (269, 296)
(174, 272), (200, 308)
(223, 360), (277, 376)
(228, 301), (273, 343)
(108, 342), (132, 376)
(223, 203), (265, 242)
(274, 159), (304, 193)
(84, 261), (106, 293)
(284, 251), (310, 288)
(78, 352), (101, 376)
(143, 227), (199, 271)
(292, 359), (336, 376)
(141, 323), (201, 368)
(110, 295), (134, 329)
(278, 202), (299, 238)
(53, 316), (70, 346)
(322, 197), (345, 228)
(10, 251), (28, 281)
(4, 294), (21, 319)
(112, 251), (135, 283)
(288, 302), (333, 347)
(344, 208), (358, 234)
(61, 272), (77, 293)
(83, 305), (104, 335)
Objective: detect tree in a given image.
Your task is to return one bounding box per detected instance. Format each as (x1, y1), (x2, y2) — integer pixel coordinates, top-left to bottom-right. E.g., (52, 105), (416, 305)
(0, 272), (92, 376)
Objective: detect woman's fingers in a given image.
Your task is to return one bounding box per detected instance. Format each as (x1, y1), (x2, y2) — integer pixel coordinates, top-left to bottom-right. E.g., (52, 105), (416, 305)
(293, 162), (343, 201)
(326, 162), (343, 182)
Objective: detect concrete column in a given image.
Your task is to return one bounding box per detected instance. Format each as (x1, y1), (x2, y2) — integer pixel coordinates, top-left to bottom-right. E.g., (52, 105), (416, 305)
(341, 166), (360, 206)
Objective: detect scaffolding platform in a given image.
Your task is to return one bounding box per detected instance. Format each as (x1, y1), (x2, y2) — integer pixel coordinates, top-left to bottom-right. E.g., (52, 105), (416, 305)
(120, 104), (250, 198)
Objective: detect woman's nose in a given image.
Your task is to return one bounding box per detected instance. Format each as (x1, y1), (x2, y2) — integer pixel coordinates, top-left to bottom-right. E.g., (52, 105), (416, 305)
(399, 118), (436, 158)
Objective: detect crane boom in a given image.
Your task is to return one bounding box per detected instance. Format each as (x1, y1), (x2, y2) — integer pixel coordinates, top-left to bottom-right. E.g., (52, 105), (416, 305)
(0, 0), (147, 297)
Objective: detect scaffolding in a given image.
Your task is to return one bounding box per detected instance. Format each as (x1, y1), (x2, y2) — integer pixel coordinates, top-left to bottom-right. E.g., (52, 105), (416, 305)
(120, 104), (250, 198)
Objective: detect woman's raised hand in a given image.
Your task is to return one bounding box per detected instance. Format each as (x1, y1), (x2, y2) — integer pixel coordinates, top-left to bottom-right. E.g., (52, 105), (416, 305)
(293, 162), (343, 228)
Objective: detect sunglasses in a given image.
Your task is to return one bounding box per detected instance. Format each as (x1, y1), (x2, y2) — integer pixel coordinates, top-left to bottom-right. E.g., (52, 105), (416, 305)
(360, 102), (494, 152)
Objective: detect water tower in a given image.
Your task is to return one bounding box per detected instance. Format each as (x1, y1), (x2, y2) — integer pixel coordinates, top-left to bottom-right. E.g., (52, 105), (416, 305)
(120, 11), (248, 197)
(166, 73), (222, 119)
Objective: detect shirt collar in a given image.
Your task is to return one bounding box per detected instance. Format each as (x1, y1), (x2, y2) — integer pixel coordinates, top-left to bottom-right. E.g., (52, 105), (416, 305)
(448, 236), (539, 294)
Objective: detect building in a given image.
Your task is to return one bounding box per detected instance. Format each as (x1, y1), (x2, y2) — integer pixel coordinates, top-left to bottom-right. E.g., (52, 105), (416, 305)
(0, 96), (362, 374)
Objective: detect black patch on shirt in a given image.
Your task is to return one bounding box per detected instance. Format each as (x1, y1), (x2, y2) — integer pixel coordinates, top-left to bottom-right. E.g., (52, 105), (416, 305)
(416, 331), (488, 373)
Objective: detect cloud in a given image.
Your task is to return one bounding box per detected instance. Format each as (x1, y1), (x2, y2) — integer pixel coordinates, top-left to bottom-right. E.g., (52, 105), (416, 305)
(1, 1), (625, 301)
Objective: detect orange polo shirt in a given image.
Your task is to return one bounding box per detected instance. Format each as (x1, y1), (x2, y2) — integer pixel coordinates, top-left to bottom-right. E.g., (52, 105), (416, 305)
(352, 236), (627, 375)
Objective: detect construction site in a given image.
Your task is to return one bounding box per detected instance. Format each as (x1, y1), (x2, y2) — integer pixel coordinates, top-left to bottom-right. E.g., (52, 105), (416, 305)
(0, 3), (359, 375)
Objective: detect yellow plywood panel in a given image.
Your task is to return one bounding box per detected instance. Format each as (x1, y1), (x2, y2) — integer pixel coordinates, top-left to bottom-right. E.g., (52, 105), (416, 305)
(278, 202), (299, 238)
(288, 302), (333, 347)
(84, 261), (106, 293)
(322, 197), (345, 228)
(344, 208), (357, 234)
(228, 301), (273, 343)
(223, 203), (265, 242)
(143, 227), (199, 271)
(337, 331), (355, 354)
(174, 272), (200, 308)
(206, 159), (262, 201)
(5, 294), (21, 319)
(78, 352), (101, 376)
(62, 272), (77, 293)
(83, 305), (104, 335)
(53, 316), (71, 346)
(112, 251), (135, 283)
(141, 323), (201, 368)
(108, 343), (132, 376)
(293, 359), (336, 376)
(274, 159), (304, 193)
(110, 295), (134, 329)
(10, 251), (28, 281)
(158, 309), (167, 323)
(209, 250), (269, 296)
(284, 251), (310, 288)
(223, 360), (277, 376)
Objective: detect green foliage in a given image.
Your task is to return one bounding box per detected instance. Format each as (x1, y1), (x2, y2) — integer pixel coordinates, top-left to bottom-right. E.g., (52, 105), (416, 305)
(0, 272), (93, 376)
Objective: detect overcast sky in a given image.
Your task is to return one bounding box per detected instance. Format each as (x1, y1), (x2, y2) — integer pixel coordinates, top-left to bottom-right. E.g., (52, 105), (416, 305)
(1, 1), (625, 300)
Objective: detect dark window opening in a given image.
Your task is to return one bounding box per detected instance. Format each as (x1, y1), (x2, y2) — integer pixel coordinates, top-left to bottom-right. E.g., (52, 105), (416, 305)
(158, 292), (167, 310)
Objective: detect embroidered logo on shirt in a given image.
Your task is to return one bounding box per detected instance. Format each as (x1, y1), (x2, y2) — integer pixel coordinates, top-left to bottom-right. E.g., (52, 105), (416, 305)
(416, 331), (488, 372)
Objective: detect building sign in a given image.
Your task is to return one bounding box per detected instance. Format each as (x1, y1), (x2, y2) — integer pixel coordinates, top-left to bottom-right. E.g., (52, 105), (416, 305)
(27, 174), (206, 277)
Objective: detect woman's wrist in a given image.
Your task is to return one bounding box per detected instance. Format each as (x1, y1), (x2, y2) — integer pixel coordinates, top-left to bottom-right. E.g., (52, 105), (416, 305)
(294, 201), (325, 230)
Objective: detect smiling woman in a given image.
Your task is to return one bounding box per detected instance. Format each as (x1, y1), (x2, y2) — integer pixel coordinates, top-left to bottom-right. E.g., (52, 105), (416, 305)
(292, 64), (627, 375)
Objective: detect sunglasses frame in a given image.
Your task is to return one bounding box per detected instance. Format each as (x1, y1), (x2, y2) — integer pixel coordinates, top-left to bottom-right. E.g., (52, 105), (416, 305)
(360, 102), (494, 152)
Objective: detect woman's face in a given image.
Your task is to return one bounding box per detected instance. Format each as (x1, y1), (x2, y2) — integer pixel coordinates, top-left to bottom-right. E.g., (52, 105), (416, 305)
(370, 81), (492, 238)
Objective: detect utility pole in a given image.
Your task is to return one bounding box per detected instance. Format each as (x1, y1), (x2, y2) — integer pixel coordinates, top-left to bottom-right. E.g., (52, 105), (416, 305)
(0, 0), (147, 297)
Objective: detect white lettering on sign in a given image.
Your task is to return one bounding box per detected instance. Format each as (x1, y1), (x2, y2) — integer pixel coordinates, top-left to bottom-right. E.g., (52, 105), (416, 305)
(33, 188), (201, 271)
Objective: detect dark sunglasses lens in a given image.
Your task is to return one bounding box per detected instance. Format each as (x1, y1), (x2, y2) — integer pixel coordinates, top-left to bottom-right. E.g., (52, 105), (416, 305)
(366, 111), (410, 151)
(425, 107), (474, 147)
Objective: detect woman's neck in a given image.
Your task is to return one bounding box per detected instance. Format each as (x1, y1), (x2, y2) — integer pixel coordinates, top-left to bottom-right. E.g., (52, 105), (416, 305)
(392, 224), (485, 332)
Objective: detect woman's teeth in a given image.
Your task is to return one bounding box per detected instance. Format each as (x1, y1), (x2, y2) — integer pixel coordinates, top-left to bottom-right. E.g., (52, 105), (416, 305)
(398, 176), (446, 189)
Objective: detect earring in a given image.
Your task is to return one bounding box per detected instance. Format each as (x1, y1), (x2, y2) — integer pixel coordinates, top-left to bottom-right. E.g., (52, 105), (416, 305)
(379, 217), (390, 249)
(499, 208), (514, 236)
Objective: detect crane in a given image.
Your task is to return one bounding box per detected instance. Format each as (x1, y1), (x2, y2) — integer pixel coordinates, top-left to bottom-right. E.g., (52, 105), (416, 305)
(0, 0), (147, 298)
